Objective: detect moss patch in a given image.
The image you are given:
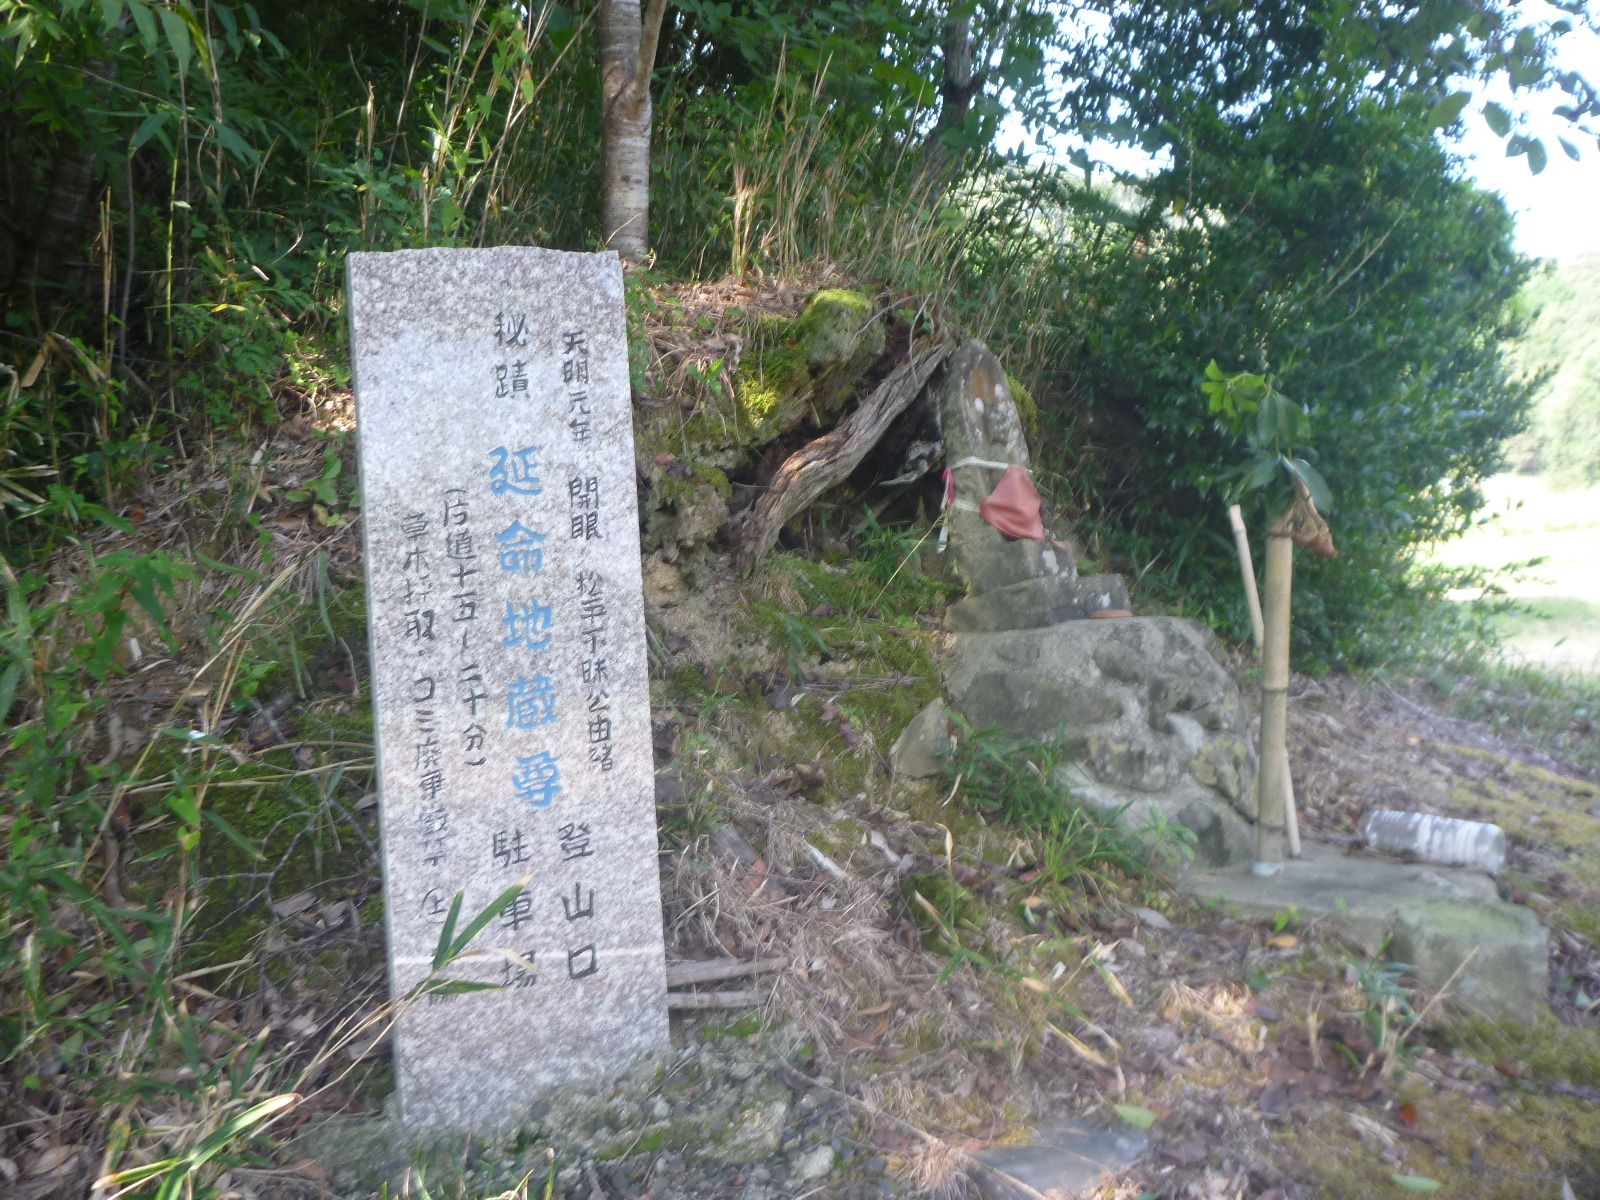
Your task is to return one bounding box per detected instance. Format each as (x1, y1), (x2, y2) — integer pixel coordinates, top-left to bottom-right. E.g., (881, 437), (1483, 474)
(1277, 1085), (1600, 1198)
(1007, 372), (1039, 441)
(731, 288), (884, 445)
(1447, 1013), (1600, 1089)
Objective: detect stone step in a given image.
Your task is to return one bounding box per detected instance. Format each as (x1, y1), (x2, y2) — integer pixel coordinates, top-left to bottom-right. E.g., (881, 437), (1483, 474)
(1181, 842), (1548, 1022)
(948, 573), (1130, 633)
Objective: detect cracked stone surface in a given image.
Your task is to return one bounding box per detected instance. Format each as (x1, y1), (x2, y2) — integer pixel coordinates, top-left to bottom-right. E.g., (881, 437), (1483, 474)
(944, 617), (1259, 864)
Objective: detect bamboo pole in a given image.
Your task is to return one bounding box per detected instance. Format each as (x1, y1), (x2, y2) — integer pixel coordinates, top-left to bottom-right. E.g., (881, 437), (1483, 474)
(1254, 510), (1294, 873)
(1230, 504), (1301, 859)
(1284, 753), (1301, 858)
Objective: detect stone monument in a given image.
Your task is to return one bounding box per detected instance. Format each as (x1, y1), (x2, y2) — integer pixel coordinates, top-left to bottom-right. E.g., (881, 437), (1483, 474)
(347, 247), (668, 1131)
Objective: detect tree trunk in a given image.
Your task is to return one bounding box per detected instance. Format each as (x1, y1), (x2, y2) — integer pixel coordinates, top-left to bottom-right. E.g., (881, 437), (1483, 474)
(600, 0), (668, 264)
(28, 43), (120, 296)
(919, 11), (977, 180)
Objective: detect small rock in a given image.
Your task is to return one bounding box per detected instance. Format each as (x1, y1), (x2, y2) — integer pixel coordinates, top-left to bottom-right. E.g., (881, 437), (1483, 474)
(889, 699), (954, 780)
(652, 1098), (671, 1121)
(792, 1145), (836, 1183)
(1135, 906), (1174, 931)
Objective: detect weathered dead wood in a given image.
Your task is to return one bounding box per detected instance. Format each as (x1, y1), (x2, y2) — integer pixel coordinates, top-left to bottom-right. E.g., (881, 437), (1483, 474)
(665, 989), (762, 1009)
(664, 957), (787, 987)
(737, 338), (955, 572)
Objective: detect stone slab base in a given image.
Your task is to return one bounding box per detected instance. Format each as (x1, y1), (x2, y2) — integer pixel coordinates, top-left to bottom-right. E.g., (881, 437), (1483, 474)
(1181, 842), (1547, 1021)
(948, 573), (1131, 632)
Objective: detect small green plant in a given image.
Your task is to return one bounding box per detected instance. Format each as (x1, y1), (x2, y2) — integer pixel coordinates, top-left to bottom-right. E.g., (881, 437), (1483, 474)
(944, 721), (1156, 891)
(902, 870), (982, 956)
(1351, 954), (1421, 1077)
(1202, 360), (1332, 513)
(284, 438), (351, 525)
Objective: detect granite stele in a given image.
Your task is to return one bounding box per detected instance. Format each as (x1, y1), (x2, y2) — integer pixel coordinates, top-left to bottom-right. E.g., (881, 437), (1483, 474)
(348, 247), (669, 1132)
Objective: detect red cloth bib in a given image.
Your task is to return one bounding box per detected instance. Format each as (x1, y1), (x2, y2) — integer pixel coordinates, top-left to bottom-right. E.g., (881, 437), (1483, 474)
(978, 464), (1047, 541)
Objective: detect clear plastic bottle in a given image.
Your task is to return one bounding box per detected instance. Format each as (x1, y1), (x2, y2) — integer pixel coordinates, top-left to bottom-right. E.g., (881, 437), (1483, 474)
(1359, 809), (1507, 875)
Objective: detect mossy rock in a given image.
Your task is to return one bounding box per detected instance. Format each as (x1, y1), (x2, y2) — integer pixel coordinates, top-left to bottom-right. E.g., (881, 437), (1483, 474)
(642, 462), (732, 554)
(730, 288), (884, 448)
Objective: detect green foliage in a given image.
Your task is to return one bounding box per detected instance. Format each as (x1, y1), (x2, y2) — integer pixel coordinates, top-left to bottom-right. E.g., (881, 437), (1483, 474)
(943, 723), (1160, 890)
(0, 481), (388, 1188)
(1202, 361), (1331, 512)
(1032, 91), (1534, 665)
(902, 871), (982, 956)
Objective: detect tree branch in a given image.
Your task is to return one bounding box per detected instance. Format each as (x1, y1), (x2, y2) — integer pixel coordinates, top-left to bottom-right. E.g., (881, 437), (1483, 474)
(633, 0), (671, 97)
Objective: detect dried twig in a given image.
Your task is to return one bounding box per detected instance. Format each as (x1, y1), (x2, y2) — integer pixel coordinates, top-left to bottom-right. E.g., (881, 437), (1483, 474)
(665, 957), (788, 987)
(666, 990), (763, 1010)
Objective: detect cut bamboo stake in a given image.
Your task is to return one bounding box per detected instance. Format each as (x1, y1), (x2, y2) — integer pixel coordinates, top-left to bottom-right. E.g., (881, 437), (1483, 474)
(1227, 504), (1265, 652)
(1284, 754), (1301, 858)
(1254, 509), (1294, 873)
(1231, 504), (1301, 857)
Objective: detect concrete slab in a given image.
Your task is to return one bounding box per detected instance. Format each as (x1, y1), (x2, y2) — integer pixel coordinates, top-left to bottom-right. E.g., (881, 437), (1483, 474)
(1180, 841), (1547, 1021)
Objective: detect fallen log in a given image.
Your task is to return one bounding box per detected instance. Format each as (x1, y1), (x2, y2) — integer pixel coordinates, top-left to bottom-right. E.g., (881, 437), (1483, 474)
(737, 338), (954, 571)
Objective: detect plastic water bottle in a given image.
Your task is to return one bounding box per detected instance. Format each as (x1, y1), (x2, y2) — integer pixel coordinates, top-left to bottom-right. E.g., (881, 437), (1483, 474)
(1359, 810), (1507, 875)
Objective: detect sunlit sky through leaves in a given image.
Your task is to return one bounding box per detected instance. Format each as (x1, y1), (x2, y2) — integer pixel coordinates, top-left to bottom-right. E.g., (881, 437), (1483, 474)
(1007, 7), (1600, 264)
(1459, 8), (1600, 263)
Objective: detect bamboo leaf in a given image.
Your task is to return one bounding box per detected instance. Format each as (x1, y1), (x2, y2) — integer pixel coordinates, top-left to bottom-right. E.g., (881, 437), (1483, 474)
(448, 880), (531, 960)
(153, 1094), (299, 1200)
(1389, 1175), (1443, 1193)
(130, 110), (170, 154)
(1112, 1103), (1159, 1130)
(432, 892), (464, 971)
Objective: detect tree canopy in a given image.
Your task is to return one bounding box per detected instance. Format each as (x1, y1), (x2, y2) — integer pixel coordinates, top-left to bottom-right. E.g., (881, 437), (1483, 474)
(1, 0), (1594, 659)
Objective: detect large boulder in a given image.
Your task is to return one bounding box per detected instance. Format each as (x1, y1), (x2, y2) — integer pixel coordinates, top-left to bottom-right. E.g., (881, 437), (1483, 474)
(933, 341), (1076, 594)
(944, 617), (1258, 865)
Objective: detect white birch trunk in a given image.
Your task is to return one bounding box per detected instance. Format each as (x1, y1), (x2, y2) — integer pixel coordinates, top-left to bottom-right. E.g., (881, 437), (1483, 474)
(600, 0), (658, 264)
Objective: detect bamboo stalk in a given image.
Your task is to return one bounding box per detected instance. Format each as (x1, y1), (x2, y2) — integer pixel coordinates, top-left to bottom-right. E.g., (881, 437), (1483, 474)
(1230, 504), (1300, 858)
(664, 957), (787, 987)
(1255, 510), (1294, 873)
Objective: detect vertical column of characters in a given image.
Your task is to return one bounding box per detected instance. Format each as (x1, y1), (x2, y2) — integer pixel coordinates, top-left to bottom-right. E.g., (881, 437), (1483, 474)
(401, 507), (453, 961)
(488, 309), (557, 988)
(563, 330), (592, 443)
(560, 326), (601, 985)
